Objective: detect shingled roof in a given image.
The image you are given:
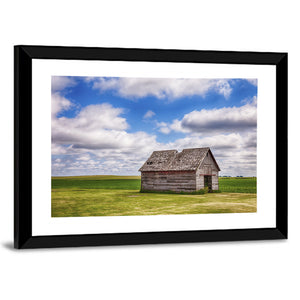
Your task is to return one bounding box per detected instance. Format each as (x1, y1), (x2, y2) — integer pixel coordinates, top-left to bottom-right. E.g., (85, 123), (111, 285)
(139, 147), (220, 172)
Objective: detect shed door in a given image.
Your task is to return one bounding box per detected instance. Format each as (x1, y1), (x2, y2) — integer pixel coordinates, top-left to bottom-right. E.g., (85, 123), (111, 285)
(204, 175), (212, 192)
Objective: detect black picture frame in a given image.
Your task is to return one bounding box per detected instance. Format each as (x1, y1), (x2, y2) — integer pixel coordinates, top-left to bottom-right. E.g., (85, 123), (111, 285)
(14, 45), (288, 249)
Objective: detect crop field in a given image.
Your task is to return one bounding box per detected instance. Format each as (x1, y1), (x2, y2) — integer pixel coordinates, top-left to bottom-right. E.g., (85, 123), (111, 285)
(219, 177), (256, 193)
(52, 176), (256, 217)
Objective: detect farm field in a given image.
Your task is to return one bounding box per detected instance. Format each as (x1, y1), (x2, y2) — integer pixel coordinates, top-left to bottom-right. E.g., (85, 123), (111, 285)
(52, 176), (256, 217)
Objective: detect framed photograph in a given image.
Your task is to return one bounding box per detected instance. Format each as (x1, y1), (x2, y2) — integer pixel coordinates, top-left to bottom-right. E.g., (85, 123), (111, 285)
(14, 45), (287, 249)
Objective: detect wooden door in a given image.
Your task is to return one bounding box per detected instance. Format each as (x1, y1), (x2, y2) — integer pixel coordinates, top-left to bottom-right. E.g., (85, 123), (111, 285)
(204, 175), (212, 192)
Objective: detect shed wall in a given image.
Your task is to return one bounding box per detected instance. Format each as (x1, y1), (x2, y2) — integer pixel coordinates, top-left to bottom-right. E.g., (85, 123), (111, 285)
(196, 169), (219, 190)
(141, 171), (196, 192)
(196, 151), (219, 190)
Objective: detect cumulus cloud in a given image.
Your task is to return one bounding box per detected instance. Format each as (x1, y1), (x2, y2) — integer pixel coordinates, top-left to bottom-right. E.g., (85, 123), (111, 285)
(91, 77), (233, 100)
(143, 110), (156, 119)
(77, 154), (92, 161)
(156, 121), (171, 134)
(246, 79), (258, 86)
(51, 98), (162, 175)
(52, 102), (257, 176)
(52, 151), (149, 176)
(52, 76), (77, 93)
(52, 130), (257, 177)
(51, 137), (162, 176)
(243, 131), (257, 148)
(166, 133), (243, 152)
(164, 133), (256, 176)
(66, 103), (127, 130)
(159, 127), (171, 134)
(154, 132), (255, 177)
(169, 98), (257, 134)
(51, 77), (257, 177)
(52, 103), (134, 148)
(51, 143), (71, 155)
(52, 93), (73, 117)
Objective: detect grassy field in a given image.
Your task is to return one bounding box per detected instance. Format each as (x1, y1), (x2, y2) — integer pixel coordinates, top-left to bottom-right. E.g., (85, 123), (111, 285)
(219, 177), (256, 193)
(52, 176), (256, 217)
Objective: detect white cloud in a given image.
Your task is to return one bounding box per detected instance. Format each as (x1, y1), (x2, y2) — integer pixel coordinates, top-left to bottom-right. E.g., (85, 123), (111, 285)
(169, 99), (257, 134)
(92, 78), (233, 100)
(246, 79), (258, 86)
(52, 95), (133, 151)
(51, 89), (257, 177)
(166, 133), (243, 152)
(52, 76), (77, 92)
(53, 102), (127, 132)
(77, 154), (91, 161)
(52, 130), (257, 177)
(169, 119), (189, 133)
(52, 103), (135, 149)
(159, 127), (171, 134)
(155, 121), (171, 134)
(51, 144), (69, 155)
(164, 133), (256, 176)
(52, 93), (73, 117)
(51, 99), (162, 176)
(143, 110), (156, 119)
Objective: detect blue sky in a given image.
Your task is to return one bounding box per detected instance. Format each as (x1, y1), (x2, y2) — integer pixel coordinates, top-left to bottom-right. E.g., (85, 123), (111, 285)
(52, 76), (257, 176)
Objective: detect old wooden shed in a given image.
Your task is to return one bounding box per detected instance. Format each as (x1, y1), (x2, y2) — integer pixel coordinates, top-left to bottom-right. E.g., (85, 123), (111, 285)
(139, 147), (220, 192)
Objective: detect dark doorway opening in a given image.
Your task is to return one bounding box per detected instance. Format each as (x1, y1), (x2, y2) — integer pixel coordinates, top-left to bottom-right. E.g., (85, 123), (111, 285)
(204, 175), (212, 192)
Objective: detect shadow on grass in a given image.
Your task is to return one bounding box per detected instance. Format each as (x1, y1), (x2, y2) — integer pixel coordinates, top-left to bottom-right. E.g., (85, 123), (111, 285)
(140, 189), (221, 195)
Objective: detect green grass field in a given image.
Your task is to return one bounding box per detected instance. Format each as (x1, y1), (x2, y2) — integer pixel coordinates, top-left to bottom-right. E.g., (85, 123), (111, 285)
(51, 176), (256, 217)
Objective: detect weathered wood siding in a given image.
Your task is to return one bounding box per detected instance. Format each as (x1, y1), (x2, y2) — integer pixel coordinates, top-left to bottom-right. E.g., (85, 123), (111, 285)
(211, 171), (219, 190)
(141, 171), (196, 192)
(196, 151), (219, 190)
(140, 150), (220, 192)
(195, 169), (205, 190)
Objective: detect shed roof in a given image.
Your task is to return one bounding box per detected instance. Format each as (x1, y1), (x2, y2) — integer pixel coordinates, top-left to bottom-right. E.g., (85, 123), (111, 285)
(139, 147), (220, 172)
